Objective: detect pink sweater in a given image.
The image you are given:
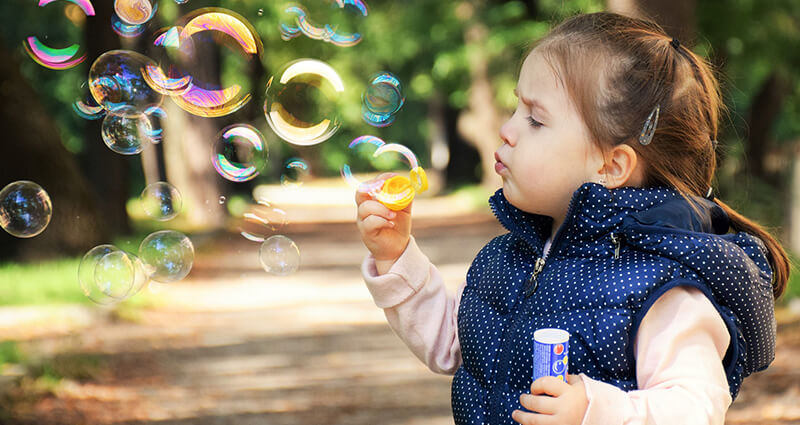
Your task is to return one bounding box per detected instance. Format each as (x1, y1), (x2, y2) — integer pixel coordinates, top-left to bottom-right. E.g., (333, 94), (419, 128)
(362, 236), (733, 425)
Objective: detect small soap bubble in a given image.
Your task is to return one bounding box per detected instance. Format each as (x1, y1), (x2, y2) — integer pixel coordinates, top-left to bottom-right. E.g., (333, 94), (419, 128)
(0, 181), (52, 238)
(101, 107), (153, 155)
(362, 72), (404, 127)
(264, 59), (344, 146)
(138, 230), (195, 283)
(140, 182), (182, 221)
(219, 196), (226, 204)
(114, 0), (156, 25)
(239, 199), (288, 242)
(174, 0), (190, 4)
(212, 124), (268, 182)
(259, 235), (300, 275)
(143, 106), (167, 144)
(280, 158), (310, 187)
(111, 11), (146, 38)
(258, 8), (264, 16)
(89, 50), (163, 117)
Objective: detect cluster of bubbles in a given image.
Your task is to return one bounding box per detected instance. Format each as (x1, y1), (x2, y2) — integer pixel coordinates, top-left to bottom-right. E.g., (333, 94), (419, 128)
(13, 0), (425, 290)
(79, 230), (194, 305)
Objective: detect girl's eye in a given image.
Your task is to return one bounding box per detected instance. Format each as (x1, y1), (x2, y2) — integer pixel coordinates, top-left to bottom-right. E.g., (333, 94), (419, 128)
(527, 117), (543, 128)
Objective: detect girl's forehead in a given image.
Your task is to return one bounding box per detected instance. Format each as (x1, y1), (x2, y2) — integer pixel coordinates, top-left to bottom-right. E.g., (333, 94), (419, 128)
(518, 52), (567, 106)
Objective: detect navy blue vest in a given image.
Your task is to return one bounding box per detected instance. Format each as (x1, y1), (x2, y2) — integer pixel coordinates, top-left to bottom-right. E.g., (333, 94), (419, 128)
(452, 183), (775, 425)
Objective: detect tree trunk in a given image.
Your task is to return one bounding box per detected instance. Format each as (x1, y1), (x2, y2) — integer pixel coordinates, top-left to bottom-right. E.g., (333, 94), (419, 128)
(0, 43), (108, 261)
(456, 22), (504, 189)
(607, 0), (697, 45)
(744, 71), (789, 182)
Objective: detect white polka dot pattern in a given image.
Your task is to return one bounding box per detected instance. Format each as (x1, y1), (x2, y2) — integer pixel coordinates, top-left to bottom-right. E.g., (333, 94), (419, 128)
(451, 183), (776, 424)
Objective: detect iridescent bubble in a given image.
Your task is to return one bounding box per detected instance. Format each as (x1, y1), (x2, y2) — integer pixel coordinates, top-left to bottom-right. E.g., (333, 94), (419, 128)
(281, 0), (368, 47)
(143, 105), (167, 143)
(89, 50), (163, 117)
(264, 59), (344, 146)
(259, 235), (300, 275)
(239, 199), (288, 242)
(23, 0), (93, 70)
(149, 9), (262, 118)
(114, 0), (156, 25)
(0, 181), (52, 238)
(140, 181), (182, 221)
(280, 158), (310, 187)
(362, 72), (404, 127)
(79, 244), (123, 305)
(218, 195), (226, 204)
(73, 82), (106, 120)
(340, 135), (386, 192)
(111, 11), (146, 38)
(101, 107), (153, 155)
(174, 0), (189, 3)
(138, 230), (195, 283)
(211, 124), (268, 182)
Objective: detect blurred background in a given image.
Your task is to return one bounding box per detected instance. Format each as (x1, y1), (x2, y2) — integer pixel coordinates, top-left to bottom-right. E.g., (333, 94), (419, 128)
(0, 0), (799, 423)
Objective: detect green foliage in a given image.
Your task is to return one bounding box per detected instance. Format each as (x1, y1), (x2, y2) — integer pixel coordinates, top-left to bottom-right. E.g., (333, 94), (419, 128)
(0, 341), (23, 368)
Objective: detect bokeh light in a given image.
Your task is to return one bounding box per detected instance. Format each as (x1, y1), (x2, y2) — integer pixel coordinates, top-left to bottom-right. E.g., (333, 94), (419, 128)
(264, 59), (344, 146)
(0, 181), (53, 239)
(211, 124), (268, 182)
(138, 230), (195, 283)
(259, 235), (300, 275)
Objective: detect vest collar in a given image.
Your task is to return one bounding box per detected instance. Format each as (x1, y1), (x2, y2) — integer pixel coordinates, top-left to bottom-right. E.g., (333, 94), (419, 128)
(489, 182), (730, 255)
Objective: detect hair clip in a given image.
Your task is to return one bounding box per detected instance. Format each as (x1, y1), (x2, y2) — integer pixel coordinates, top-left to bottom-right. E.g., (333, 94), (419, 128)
(670, 38), (681, 49)
(639, 104), (660, 145)
(705, 187), (714, 200)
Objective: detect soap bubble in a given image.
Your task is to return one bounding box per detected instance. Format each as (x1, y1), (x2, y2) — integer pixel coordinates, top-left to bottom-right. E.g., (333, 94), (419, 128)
(211, 124), (268, 182)
(259, 235), (300, 275)
(101, 107), (153, 155)
(280, 158), (310, 187)
(73, 82), (106, 120)
(362, 72), (404, 127)
(111, 12), (147, 38)
(79, 245), (149, 305)
(138, 230), (195, 283)
(23, 0), (93, 70)
(0, 181), (52, 238)
(264, 59), (344, 146)
(218, 195), (226, 204)
(89, 50), (163, 117)
(140, 181), (182, 221)
(147, 9), (263, 117)
(340, 135), (387, 192)
(143, 106), (167, 143)
(114, 0), (156, 25)
(280, 0), (368, 47)
(239, 199), (288, 242)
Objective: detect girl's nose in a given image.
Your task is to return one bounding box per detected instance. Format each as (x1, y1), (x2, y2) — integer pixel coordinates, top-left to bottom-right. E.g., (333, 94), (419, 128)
(499, 119), (515, 146)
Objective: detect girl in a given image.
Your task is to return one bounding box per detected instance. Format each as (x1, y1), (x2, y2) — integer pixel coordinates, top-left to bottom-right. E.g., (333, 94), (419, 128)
(356, 12), (789, 425)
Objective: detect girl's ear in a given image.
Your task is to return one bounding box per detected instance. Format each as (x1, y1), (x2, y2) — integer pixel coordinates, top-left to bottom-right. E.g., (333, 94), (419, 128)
(597, 144), (644, 189)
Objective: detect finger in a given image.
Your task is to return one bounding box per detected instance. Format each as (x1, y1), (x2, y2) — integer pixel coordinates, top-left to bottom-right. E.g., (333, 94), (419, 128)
(566, 373), (581, 385)
(519, 394), (557, 415)
(358, 200), (396, 221)
(354, 172), (400, 205)
(360, 214), (395, 233)
(531, 376), (569, 397)
(511, 409), (539, 425)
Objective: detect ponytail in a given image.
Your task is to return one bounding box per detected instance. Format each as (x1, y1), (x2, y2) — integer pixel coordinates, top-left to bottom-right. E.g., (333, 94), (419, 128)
(714, 198), (790, 298)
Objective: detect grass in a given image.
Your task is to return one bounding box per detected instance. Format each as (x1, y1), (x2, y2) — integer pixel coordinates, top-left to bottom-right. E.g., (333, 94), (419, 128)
(0, 258), (88, 306)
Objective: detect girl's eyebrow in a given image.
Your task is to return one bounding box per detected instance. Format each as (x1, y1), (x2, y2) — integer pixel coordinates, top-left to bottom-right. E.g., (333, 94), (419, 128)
(513, 87), (551, 120)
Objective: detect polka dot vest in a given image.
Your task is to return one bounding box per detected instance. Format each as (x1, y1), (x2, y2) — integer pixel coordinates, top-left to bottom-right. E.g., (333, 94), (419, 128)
(451, 183), (776, 425)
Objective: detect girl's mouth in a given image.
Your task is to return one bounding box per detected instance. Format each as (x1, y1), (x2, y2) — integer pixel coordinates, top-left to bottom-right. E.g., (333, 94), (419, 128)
(494, 152), (507, 174)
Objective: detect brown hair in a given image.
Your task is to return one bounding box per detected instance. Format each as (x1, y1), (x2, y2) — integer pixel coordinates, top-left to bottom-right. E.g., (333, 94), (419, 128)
(532, 12), (789, 298)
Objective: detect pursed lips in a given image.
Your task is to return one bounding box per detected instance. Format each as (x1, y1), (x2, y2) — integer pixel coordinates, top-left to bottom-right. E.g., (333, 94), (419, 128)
(494, 151), (507, 174)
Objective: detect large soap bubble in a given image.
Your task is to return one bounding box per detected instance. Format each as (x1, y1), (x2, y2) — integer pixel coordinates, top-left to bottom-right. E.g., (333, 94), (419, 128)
(79, 245), (149, 305)
(140, 181), (182, 221)
(138, 230), (195, 283)
(23, 0), (94, 70)
(89, 50), (163, 117)
(100, 107), (153, 155)
(0, 181), (52, 238)
(264, 59), (344, 146)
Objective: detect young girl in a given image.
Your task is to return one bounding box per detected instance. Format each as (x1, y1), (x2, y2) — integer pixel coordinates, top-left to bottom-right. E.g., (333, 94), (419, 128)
(356, 12), (789, 425)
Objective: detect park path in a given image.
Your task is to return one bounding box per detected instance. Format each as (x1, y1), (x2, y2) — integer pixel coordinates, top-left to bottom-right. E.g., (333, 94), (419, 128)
(2, 209), (800, 424)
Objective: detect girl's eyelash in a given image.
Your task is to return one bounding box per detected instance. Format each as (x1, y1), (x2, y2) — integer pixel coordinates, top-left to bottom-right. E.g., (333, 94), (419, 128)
(527, 117), (543, 128)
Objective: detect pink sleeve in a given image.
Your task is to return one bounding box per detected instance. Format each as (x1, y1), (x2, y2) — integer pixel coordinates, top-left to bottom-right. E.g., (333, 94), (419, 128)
(580, 286), (732, 425)
(361, 236), (463, 375)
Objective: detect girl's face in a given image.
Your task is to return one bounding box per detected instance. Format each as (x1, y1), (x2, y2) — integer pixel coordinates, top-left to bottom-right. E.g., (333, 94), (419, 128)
(495, 50), (604, 229)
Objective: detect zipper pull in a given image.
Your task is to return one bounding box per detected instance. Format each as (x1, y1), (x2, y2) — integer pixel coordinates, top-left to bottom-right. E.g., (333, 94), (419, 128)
(525, 257), (546, 297)
(610, 232), (622, 259)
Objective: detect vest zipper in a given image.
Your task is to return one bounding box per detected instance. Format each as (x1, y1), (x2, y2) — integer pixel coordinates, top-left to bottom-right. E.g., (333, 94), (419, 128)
(524, 257), (546, 297)
(610, 232), (623, 259)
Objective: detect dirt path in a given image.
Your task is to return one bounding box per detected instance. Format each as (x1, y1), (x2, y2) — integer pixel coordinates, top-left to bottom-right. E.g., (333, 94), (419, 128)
(2, 214), (799, 425)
